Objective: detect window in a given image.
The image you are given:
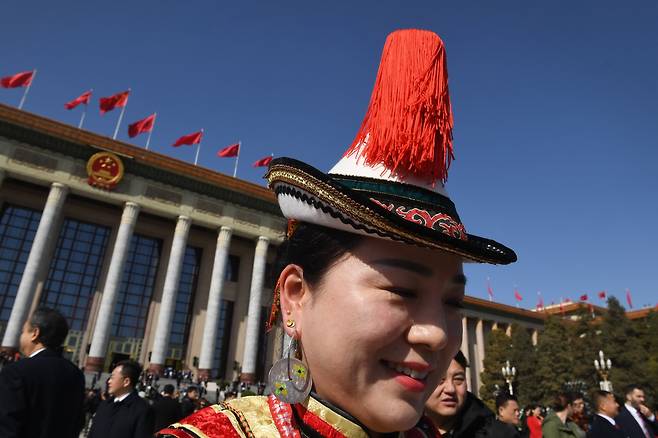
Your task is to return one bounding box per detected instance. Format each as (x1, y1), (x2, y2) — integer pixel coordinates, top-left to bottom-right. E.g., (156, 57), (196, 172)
(0, 205), (41, 323)
(168, 247), (202, 354)
(112, 234), (162, 339)
(224, 255), (240, 282)
(212, 299), (235, 379)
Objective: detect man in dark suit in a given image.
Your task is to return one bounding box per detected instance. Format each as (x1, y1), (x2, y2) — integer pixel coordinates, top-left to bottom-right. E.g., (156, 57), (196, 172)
(588, 390), (626, 438)
(0, 307), (85, 438)
(153, 383), (182, 432)
(615, 385), (658, 438)
(89, 360), (154, 438)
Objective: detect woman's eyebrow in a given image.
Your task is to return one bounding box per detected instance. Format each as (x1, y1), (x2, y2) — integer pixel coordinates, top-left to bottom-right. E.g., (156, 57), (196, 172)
(371, 258), (433, 277)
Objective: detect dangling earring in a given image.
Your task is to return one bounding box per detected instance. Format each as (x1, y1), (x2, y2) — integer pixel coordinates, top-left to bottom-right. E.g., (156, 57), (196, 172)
(268, 336), (312, 404)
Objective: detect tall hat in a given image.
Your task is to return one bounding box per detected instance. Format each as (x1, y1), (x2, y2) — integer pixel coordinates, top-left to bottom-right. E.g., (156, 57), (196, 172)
(266, 29), (516, 265)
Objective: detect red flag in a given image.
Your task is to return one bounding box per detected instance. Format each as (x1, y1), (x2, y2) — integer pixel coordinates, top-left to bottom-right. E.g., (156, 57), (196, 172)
(173, 131), (203, 147)
(598, 291), (607, 300)
(65, 90), (92, 110)
(626, 289), (633, 308)
(1, 71), (34, 88)
(99, 90), (130, 115)
(579, 294), (588, 301)
(514, 289), (522, 301)
(252, 156), (273, 167)
(217, 143), (240, 157)
(536, 292), (544, 310)
(128, 114), (156, 138)
(487, 280), (494, 301)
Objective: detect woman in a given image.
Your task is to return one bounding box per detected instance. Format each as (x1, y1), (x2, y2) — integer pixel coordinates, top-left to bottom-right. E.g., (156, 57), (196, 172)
(158, 28), (516, 437)
(526, 405), (543, 438)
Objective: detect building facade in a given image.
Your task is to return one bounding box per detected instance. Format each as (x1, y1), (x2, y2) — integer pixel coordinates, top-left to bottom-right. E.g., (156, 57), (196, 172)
(7, 103), (632, 393)
(0, 103), (286, 382)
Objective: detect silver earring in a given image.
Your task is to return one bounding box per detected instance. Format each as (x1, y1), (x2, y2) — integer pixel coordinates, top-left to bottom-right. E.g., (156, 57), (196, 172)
(268, 337), (312, 404)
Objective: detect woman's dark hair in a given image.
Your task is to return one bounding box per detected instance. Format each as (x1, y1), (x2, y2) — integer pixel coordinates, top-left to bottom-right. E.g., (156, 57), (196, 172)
(29, 307), (69, 352)
(274, 222), (363, 288)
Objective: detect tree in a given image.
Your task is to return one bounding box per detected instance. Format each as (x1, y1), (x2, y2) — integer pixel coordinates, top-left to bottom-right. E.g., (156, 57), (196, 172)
(508, 323), (540, 407)
(534, 315), (576, 405)
(632, 309), (658, 406)
(567, 305), (602, 394)
(599, 297), (647, 394)
(479, 328), (513, 410)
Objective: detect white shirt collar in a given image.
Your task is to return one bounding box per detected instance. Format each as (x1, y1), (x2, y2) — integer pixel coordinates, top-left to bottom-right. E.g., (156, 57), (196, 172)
(114, 392), (131, 403)
(597, 413), (616, 426)
(28, 347), (47, 358)
(625, 403), (638, 414)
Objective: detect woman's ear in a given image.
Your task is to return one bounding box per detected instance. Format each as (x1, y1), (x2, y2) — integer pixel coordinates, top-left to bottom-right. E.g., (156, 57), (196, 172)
(278, 264), (307, 338)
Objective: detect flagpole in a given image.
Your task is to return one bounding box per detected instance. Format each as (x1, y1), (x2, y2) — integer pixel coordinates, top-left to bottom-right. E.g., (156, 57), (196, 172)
(145, 113), (157, 150)
(112, 89), (130, 140)
(194, 129), (204, 165)
(233, 141), (240, 178)
(18, 69), (36, 110)
(78, 105), (87, 129)
(78, 88), (92, 129)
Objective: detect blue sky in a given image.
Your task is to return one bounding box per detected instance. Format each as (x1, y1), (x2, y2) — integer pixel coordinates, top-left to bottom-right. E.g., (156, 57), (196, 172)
(2, 1), (657, 310)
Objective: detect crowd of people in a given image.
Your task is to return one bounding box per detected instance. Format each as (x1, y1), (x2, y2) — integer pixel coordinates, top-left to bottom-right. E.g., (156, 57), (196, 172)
(417, 351), (658, 438)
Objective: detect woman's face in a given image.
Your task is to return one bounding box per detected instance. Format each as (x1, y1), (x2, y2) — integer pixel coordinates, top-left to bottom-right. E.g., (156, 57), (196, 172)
(280, 236), (464, 433)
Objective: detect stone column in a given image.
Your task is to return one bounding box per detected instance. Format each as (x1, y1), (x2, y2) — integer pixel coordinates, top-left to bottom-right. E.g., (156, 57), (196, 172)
(85, 202), (140, 372)
(461, 316), (472, 390)
(532, 329), (538, 346)
(240, 236), (269, 382)
(149, 216), (191, 375)
(506, 324), (512, 337)
(197, 226), (233, 380)
(475, 318), (485, 396)
(1, 183), (68, 352)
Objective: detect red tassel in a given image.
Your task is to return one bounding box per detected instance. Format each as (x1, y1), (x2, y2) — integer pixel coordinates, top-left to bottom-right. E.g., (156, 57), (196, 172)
(345, 29), (454, 184)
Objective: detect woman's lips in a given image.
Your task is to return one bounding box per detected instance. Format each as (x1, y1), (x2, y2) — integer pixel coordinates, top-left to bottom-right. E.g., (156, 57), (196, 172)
(381, 360), (429, 393)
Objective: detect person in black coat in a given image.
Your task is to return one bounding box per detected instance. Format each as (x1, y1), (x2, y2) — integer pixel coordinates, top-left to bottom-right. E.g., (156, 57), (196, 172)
(153, 384), (182, 432)
(180, 385), (200, 418)
(587, 390), (626, 438)
(422, 351), (495, 438)
(615, 385), (658, 438)
(88, 360), (154, 438)
(0, 307), (85, 438)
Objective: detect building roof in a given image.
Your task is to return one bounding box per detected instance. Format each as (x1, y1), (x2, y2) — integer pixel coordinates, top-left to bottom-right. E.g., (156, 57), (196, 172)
(0, 103), (281, 215)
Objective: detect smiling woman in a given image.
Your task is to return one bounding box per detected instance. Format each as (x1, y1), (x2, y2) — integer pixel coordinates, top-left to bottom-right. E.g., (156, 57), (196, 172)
(157, 28), (515, 438)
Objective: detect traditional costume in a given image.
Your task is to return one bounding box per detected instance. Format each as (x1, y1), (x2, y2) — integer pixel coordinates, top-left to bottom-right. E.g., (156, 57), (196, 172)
(158, 28), (516, 438)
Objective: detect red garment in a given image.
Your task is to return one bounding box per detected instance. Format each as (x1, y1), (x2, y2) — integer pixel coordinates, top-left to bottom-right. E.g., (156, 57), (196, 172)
(527, 415), (542, 438)
(99, 90), (129, 114)
(65, 90), (92, 109)
(1, 71), (34, 88)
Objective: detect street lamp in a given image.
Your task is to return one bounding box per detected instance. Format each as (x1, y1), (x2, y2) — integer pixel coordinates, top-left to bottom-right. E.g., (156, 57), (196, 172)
(501, 360), (516, 395)
(594, 350), (613, 391)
